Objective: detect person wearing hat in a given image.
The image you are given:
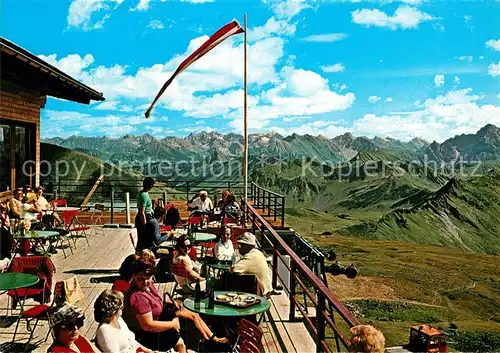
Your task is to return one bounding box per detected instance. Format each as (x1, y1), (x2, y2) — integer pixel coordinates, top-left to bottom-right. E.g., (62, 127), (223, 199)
(232, 232), (273, 296)
(48, 303), (100, 353)
(8, 188), (24, 218)
(188, 190), (213, 214)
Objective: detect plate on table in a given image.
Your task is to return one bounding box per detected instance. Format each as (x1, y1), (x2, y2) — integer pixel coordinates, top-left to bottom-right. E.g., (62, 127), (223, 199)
(226, 292), (238, 299)
(215, 294), (229, 302)
(243, 295), (257, 303)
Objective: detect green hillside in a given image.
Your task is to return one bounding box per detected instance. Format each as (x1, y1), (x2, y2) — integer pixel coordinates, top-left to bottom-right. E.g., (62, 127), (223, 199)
(343, 169), (500, 254)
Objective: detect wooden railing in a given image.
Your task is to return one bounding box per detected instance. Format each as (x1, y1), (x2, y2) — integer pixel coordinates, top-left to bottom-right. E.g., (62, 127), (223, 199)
(244, 200), (359, 353)
(249, 182), (285, 228)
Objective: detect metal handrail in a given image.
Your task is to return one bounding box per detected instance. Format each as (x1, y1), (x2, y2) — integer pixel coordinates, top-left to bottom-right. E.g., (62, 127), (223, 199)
(243, 200), (359, 352)
(249, 182), (285, 227)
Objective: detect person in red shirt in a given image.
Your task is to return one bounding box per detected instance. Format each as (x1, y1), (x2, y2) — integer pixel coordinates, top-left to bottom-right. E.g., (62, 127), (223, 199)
(47, 303), (100, 353)
(122, 258), (186, 352)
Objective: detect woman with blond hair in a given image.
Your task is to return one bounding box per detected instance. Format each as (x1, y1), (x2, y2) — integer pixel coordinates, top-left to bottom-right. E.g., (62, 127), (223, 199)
(94, 289), (160, 353)
(349, 325), (385, 353)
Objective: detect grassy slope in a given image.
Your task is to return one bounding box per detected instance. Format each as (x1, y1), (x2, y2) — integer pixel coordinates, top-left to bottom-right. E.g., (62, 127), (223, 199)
(299, 234), (500, 347)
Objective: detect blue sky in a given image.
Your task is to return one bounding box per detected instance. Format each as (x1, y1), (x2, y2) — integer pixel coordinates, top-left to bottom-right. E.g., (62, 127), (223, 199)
(1, 0), (499, 142)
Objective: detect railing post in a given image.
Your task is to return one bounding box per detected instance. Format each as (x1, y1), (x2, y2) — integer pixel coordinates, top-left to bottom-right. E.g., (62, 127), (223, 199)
(272, 249), (278, 289)
(256, 187), (260, 208)
(163, 191), (167, 206)
(110, 186), (115, 224)
(267, 191), (271, 217)
(316, 292), (326, 353)
(227, 181), (231, 192)
(274, 194), (277, 222)
(281, 196), (285, 228)
(57, 178), (61, 200)
(289, 261), (296, 322)
(125, 192), (131, 225)
(186, 181), (189, 202)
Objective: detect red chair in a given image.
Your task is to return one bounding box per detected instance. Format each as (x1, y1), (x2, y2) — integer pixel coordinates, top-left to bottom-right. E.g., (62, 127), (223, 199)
(223, 217), (234, 224)
(112, 279), (131, 294)
(189, 216), (202, 225)
(62, 210), (90, 248)
(234, 319), (263, 353)
(52, 199), (67, 207)
(8, 256), (55, 308)
(12, 280), (64, 344)
(170, 261), (189, 296)
(159, 225), (172, 233)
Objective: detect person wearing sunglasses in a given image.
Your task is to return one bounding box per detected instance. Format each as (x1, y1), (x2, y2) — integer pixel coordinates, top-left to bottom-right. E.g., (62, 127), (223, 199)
(48, 303), (101, 353)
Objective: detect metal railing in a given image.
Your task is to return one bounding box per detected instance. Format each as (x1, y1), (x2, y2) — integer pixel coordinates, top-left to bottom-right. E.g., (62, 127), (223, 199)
(248, 182), (285, 228)
(244, 200), (359, 353)
(41, 178), (245, 205)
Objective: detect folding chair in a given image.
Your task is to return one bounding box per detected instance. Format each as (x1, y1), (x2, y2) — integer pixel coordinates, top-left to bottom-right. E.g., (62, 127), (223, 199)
(129, 232), (136, 251)
(169, 261), (189, 297)
(233, 318), (263, 353)
(62, 210), (90, 248)
(12, 281), (64, 344)
(81, 204), (106, 237)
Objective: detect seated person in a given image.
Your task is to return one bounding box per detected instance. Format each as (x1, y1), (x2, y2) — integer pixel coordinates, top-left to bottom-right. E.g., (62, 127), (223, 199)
(163, 204), (182, 229)
(0, 202), (9, 227)
(122, 258), (186, 352)
(94, 289), (158, 353)
(188, 191), (213, 214)
(22, 184), (36, 202)
(214, 226), (234, 261)
(221, 193), (240, 222)
(23, 192), (42, 214)
(349, 325), (385, 353)
(48, 303), (100, 353)
(232, 232), (273, 296)
(113, 254), (140, 294)
(123, 259), (226, 351)
(136, 207), (168, 251)
(8, 188), (24, 218)
(172, 236), (204, 291)
(216, 190), (229, 209)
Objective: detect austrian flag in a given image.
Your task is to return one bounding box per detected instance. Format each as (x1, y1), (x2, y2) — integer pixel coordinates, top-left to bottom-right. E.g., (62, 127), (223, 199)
(145, 20), (245, 119)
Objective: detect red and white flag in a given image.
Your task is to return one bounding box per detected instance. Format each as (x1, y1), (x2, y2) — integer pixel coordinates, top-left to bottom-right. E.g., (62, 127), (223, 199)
(145, 20), (245, 118)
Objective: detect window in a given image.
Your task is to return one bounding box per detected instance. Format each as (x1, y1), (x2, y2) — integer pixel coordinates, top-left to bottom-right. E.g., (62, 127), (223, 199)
(0, 119), (36, 191)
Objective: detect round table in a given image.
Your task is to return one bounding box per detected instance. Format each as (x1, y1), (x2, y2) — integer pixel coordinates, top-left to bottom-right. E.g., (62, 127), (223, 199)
(14, 230), (60, 255)
(207, 261), (232, 271)
(189, 232), (217, 243)
(0, 273), (39, 291)
(183, 291), (270, 317)
(51, 206), (80, 212)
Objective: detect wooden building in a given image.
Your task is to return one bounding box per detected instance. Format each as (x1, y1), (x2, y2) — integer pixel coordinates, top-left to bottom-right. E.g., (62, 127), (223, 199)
(0, 37), (104, 194)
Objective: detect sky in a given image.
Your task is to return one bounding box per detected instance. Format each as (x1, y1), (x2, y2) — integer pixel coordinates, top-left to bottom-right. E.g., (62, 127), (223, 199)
(1, 0), (499, 142)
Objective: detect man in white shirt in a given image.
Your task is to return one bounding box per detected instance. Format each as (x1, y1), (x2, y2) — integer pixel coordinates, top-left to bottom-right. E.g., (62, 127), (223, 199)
(189, 190), (213, 214)
(233, 232), (273, 296)
(214, 226), (235, 261)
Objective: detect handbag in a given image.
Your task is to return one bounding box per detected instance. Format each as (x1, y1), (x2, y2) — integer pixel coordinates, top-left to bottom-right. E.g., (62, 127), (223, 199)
(63, 276), (84, 305)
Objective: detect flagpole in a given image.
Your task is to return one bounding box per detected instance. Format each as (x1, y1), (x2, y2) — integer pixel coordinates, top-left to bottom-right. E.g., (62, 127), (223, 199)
(243, 13), (249, 219)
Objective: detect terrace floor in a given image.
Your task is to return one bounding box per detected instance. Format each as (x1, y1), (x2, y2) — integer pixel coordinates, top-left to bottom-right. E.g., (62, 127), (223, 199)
(0, 227), (314, 353)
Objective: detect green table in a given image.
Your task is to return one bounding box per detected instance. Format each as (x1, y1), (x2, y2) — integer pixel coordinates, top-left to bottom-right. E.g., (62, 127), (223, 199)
(14, 230), (60, 255)
(183, 291), (270, 317)
(0, 272), (39, 291)
(207, 262), (232, 271)
(189, 232), (217, 243)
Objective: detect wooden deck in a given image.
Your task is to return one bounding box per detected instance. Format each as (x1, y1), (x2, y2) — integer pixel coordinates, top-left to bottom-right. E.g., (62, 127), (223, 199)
(0, 227), (312, 353)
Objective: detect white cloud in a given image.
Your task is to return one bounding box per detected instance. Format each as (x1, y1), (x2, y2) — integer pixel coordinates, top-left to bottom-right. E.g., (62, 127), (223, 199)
(148, 20), (164, 29)
(321, 63), (345, 73)
(67, 0), (123, 31)
(352, 5), (434, 30)
(351, 88), (500, 142)
(180, 0), (214, 2)
(247, 17), (296, 42)
(456, 55), (473, 62)
(434, 74), (445, 87)
(488, 62), (500, 77)
(385, 97), (393, 102)
(37, 53), (95, 78)
(453, 76), (460, 84)
(94, 100), (134, 112)
(368, 95), (381, 103)
(229, 67), (355, 132)
(301, 33), (348, 43)
(486, 39), (500, 52)
(263, 0), (311, 19)
(130, 0), (151, 11)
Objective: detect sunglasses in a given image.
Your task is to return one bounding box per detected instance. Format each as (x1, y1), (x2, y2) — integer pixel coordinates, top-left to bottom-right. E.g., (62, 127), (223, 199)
(60, 319), (84, 330)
